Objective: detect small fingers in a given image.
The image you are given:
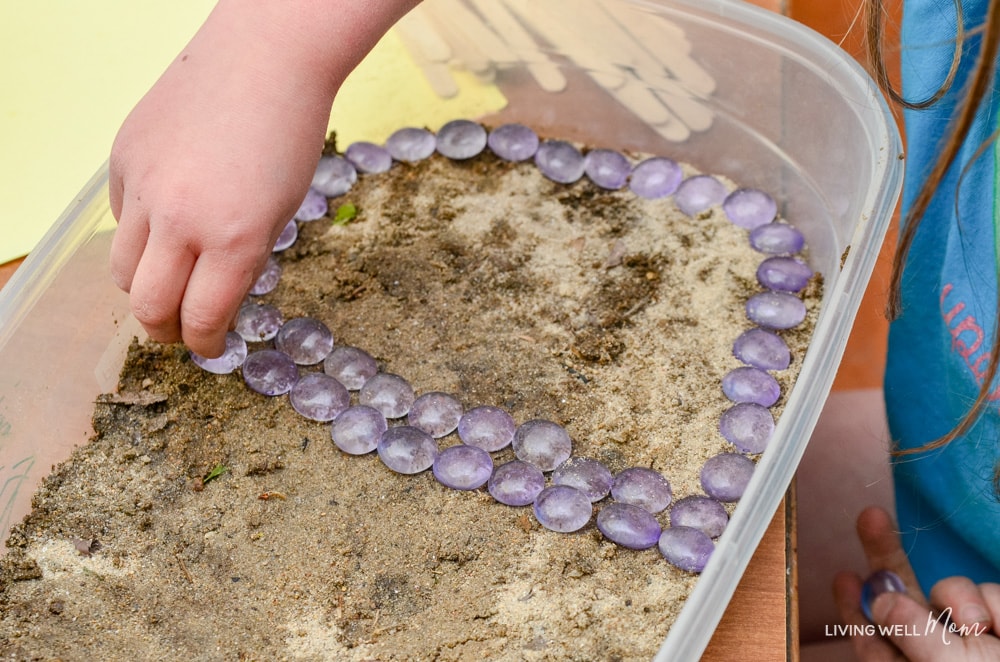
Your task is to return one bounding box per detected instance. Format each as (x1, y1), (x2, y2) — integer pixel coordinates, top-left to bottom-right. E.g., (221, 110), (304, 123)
(109, 197), (149, 293)
(930, 576), (994, 634)
(180, 249), (260, 358)
(856, 506), (927, 603)
(128, 235), (196, 346)
(833, 571), (906, 661)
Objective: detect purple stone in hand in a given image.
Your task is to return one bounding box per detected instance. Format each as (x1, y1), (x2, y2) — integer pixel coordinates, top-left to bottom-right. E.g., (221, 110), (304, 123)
(596, 502), (662, 550)
(488, 460), (545, 506)
(433, 444), (493, 490)
(860, 570), (906, 622)
(191, 332), (247, 374)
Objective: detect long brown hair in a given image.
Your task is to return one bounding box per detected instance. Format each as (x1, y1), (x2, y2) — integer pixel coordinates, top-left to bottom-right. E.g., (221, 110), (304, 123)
(865, 0), (1000, 458)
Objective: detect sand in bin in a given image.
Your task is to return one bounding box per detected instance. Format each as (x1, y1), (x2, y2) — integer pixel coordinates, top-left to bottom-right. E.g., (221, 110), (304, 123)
(0, 149), (819, 660)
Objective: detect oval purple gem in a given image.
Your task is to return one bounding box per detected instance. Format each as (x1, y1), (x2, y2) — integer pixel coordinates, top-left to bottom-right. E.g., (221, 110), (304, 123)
(331, 405), (387, 455)
(289, 372), (350, 422)
(745, 291), (807, 330)
(241, 349), (299, 396)
(628, 157), (682, 199)
(534, 140), (585, 184)
(719, 402), (775, 454)
(432, 444), (494, 490)
(658, 526), (714, 573)
(721, 366), (780, 407)
(487, 123), (539, 162)
(385, 127), (436, 163)
(377, 425), (438, 474)
(732, 327), (791, 371)
(597, 502), (662, 550)
(722, 188), (777, 229)
(583, 149), (631, 190)
(488, 460), (545, 507)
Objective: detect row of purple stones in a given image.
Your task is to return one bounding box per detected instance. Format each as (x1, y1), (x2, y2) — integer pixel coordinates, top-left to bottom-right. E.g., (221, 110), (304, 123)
(191, 120), (813, 574)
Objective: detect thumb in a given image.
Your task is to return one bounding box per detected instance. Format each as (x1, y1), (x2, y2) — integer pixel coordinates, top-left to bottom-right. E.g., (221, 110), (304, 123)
(871, 592), (954, 662)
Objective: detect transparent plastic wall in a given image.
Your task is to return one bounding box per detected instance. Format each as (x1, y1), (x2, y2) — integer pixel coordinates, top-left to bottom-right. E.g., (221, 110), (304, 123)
(0, 1), (901, 660)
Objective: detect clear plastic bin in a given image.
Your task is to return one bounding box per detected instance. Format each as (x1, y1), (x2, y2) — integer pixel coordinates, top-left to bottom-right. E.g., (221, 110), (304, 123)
(0, 1), (901, 660)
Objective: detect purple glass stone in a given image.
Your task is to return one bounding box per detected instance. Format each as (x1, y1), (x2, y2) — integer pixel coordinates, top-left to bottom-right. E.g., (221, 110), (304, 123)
(274, 317), (334, 365)
(669, 495), (729, 538)
(272, 219), (298, 252)
(249, 256), (282, 296)
(628, 157), (682, 199)
(700, 452), (755, 502)
(323, 346), (378, 390)
(721, 366), (780, 407)
(610, 467), (673, 514)
(861, 570), (907, 622)
(435, 119), (487, 160)
(512, 419), (573, 472)
(345, 141), (393, 174)
(432, 444), (494, 490)
(722, 188), (777, 229)
(658, 526), (714, 573)
(331, 405), (387, 455)
(552, 457), (613, 502)
(719, 402), (775, 454)
(583, 149), (631, 190)
(746, 291), (807, 330)
(674, 175), (727, 216)
(289, 372), (350, 422)
(732, 327), (791, 371)
(749, 222), (806, 255)
(190, 331), (247, 374)
(488, 460), (545, 506)
(534, 140), (585, 184)
(458, 405), (516, 452)
(533, 485), (592, 533)
(377, 425), (438, 474)
(596, 502), (662, 550)
(295, 187), (329, 221)
(407, 391), (463, 438)
(385, 127), (436, 163)
(235, 303), (284, 343)
(487, 123), (539, 162)
(311, 155), (357, 197)
(242, 349), (299, 396)
(359, 373), (415, 419)
(757, 256), (813, 293)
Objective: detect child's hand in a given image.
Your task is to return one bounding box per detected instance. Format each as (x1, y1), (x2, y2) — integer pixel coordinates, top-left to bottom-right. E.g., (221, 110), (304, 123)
(834, 507), (1000, 661)
(109, 0), (419, 358)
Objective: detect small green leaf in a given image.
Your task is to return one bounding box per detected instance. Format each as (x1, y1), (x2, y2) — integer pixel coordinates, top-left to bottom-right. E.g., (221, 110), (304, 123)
(203, 464), (229, 484)
(332, 202), (358, 226)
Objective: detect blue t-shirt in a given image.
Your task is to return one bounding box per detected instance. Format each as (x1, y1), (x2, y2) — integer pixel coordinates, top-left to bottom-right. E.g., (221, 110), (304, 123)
(886, 0), (1000, 593)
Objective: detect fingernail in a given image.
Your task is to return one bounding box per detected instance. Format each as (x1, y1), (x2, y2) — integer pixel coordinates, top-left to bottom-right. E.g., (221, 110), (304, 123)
(861, 570), (906, 622)
(960, 603), (991, 625)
